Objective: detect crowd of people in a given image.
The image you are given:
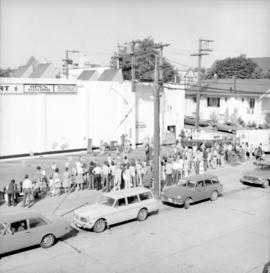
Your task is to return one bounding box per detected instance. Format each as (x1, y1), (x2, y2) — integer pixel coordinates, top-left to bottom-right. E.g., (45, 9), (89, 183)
(1, 140), (265, 208)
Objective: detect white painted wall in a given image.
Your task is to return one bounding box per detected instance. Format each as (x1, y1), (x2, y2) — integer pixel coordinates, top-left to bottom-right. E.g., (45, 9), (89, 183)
(0, 78), (185, 156)
(185, 96), (267, 125)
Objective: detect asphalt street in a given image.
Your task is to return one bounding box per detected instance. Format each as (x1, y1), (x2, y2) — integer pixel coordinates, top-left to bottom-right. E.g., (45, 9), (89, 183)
(0, 158), (269, 273)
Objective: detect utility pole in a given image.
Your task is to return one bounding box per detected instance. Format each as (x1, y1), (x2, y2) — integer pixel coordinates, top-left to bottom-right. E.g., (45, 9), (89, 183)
(153, 43), (170, 198)
(64, 49), (79, 79)
(191, 39), (214, 130)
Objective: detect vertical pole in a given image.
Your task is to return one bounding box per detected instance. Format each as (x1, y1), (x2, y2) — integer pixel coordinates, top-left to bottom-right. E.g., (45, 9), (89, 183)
(66, 50), (69, 79)
(131, 42), (135, 92)
(153, 55), (160, 198)
(195, 39), (202, 130)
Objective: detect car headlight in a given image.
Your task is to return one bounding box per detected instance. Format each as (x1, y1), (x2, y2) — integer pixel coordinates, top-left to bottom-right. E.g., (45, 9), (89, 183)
(86, 216), (92, 223)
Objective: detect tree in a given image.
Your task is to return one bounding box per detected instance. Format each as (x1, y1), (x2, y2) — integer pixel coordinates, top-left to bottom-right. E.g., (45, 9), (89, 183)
(0, 68), (14, 77)
(206, 55), (263, 79)
(110, 37), (177, 83)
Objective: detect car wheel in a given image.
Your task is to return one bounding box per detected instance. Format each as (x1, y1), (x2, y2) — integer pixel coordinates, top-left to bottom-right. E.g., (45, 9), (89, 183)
(93, 219), (106, 233)
(210, 191), (218, 201)
(40, 234), (55, 248)
(137, 208), (148, 221)
(262, 180), (269, 188)
(184, 198), (191, 209)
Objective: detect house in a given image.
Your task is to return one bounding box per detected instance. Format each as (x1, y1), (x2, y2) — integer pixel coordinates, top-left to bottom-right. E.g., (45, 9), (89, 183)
(12, 56), (57, 78)
(185, 79), (270, 126)
(251, 57), (270, 74)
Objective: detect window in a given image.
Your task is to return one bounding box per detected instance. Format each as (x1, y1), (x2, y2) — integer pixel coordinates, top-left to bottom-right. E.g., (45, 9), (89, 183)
(29, 218), (47, 229)
(98, 196), (115, 207)
(207, 97), (220, 107)
(10, 220), (28, 233)
(196, 181), (204, 188)
(249, 98), (255, 109)
(115, 198), (126, 207)
(127, 195), (139, 204)
(212, 178), (219, 184)
(139, 192), (153, 201)
(205, 179), (212, 186)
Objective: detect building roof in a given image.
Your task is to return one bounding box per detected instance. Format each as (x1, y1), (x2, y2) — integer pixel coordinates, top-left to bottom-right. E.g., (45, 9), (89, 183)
(29, 63), (52, 78)
(12, 65), (30, 77)
(186, 79), (270, 98)
(77, 70), (97, 80)
(98, 69), (122, 81)
(251, 57), (270, 73)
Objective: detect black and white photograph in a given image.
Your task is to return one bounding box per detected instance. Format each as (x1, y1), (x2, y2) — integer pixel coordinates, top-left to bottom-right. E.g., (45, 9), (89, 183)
(0, 0), (270, 272)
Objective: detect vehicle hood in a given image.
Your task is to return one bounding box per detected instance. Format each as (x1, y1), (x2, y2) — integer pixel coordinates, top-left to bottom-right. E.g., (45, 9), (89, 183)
(242, 170), (270, 178)
(163, 185), (193, 198)
(74, 203), (112, 218)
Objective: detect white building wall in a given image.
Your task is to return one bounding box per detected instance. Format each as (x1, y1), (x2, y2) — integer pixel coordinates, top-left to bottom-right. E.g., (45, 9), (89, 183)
(185, 95), (266, 125)
(0, 78), (184, 156)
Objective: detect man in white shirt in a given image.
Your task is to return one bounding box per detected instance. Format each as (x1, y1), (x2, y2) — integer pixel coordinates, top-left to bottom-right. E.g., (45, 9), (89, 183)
(92, 164), (102, 190)
(22, 174), (32, 207)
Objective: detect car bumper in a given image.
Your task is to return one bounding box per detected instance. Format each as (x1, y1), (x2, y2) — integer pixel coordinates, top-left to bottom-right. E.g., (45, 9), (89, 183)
(72, 219), (94, 229)
(161, 196), (183, 205)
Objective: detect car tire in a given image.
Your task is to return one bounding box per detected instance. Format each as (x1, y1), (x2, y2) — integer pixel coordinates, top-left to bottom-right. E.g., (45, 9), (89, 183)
(93, 219), (106, 233)
(262, 180), (269, 188)
(40, 234), (56, 248)
(137, 208), (148, 221)
(210, 191), (218, 201)
(184, 198), (191, 209)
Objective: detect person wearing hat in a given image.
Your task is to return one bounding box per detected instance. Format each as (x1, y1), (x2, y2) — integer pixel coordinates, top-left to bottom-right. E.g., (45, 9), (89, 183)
(7, 179), (16, 206)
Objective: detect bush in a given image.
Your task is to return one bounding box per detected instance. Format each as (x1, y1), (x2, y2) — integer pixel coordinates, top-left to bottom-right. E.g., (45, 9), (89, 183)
(237, 116), (245, 126)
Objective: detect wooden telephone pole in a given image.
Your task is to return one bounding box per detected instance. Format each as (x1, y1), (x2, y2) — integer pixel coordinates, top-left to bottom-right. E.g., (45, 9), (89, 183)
(153, 43), (170, 198)
(191, 39), (214, 130)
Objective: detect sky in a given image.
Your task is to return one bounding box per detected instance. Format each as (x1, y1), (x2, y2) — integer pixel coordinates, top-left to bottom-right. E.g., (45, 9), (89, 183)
(0, 0), (270, 70)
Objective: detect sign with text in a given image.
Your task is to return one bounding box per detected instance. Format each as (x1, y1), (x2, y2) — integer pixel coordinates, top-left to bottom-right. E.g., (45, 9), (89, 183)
(55, 84), (77, 93)
(24, 84), (54, 93)
(0, 84), (24, 94)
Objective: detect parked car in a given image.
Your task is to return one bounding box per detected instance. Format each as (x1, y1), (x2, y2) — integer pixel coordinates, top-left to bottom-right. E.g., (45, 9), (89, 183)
(72, 187), (159, 233)
(184, 116), (209, 127)
(212, 121), (240, 134)
(0, 211), (71, 255)
(240, 161), (270, 188)
(161, 173), (223, 209)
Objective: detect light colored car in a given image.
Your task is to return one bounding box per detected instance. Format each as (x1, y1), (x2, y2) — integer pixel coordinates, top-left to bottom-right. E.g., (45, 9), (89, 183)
(161, 174), (223, 209)
(0, 211), (71, 255)
(240, 161), (270, 188)
(73, 187), (159, 233)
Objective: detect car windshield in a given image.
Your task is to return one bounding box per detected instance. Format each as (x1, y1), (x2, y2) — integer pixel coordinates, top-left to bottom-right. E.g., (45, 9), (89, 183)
(179, 180), (196, 188)
(97, 195), (115, 207)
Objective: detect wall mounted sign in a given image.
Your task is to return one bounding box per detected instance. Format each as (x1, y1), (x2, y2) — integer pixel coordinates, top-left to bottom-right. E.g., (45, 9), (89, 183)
(24, 84), (54, 93)
(0, 84), (24, 94)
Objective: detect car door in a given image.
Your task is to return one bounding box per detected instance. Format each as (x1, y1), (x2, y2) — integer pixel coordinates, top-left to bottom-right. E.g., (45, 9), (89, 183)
(0, 219), (31, 254)
(204, 178), (214, 198)
(193, 180), (205, 202)
(110, 197), (129, 224)
(28, 217), (49, 245)
(126, 195), (140, 219)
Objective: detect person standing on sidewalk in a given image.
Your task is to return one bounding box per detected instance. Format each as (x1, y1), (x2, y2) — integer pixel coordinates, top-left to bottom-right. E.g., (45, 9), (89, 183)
(22, 175), (32, 208)
(7, 179), (16, 206)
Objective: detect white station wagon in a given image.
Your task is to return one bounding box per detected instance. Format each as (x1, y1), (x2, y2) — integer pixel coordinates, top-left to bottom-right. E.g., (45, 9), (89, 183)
(72, 187), (159, 233)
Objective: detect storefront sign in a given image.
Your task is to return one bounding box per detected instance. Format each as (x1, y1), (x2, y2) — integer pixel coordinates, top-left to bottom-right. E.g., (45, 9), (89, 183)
(55, 84), (77, 93)
(24, 84), (54, 93)
(0, 84), (24, 94)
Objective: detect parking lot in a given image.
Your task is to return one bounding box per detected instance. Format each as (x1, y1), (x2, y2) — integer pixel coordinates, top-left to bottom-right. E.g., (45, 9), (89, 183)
(0, 157), (269, 273)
